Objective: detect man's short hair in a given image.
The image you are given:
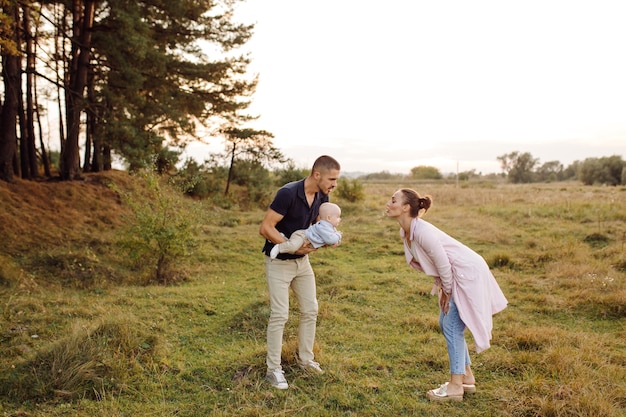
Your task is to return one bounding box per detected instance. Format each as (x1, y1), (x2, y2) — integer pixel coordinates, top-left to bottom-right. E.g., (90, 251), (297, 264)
(312, 155), (341, 174)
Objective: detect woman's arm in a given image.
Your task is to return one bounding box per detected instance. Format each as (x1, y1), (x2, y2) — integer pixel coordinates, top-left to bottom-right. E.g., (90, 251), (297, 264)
(416, 230), (453, 293)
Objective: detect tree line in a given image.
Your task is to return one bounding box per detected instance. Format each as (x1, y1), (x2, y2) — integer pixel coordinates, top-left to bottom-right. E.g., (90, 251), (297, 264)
(367, 151), (625, 187)
(496, 151), (625, 186)
(0, 0), (283, 183)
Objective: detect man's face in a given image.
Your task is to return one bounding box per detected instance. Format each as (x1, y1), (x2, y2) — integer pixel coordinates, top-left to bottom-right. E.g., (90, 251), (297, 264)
(316, 169), (340, 195)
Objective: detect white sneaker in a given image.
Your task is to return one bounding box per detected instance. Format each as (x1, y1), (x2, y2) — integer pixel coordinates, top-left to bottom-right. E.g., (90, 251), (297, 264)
(265, 368), (288, 389)
(269, 244), (280, 259)
(298, 359), (324, 375)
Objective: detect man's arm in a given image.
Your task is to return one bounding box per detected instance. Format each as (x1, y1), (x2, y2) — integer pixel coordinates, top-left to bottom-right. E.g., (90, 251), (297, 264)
(259, 208), (316, 255)
(259, 208), (287, 244)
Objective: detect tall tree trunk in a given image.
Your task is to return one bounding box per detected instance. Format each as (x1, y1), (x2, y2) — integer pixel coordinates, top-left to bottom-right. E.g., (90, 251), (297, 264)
(0, 3), (20, 182)
(83, 69), (95, 172)
(24, 3), (39, 178)
(17, 3), (30, 179)
(103, 143), (111, 170)
(61, 0), (96, 180)
(225, 142), (236, 195)
(55, 3), (66, 169)
(18, 80), (29, 179)
(91, 124), (102, 172)
(32, 17), (51, 178)
(35, 91), (51, 177)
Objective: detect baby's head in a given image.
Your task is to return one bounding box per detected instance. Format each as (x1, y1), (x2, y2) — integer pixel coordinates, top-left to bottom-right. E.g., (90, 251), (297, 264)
(319, 202), (341, 227)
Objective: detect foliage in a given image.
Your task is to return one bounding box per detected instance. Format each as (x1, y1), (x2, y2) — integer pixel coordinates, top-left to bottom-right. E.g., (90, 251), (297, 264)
(359, 170), (405, 181)
(534, 160), (564, 182)
(0, 2), (19, 55)
(113, 170), (200, 284)
(229, 159), (274, 209)
(579, 155), (625, 186)
(173, 157), (228, 200)
(562, 159), (581, 180)
(452, 169), (478, 181)
(272, 161), (309, 185)
(154, 147), (182, 175)
(1, 0), (258, 181)
(497, 151), (539, 183)
(335, 177), (365, 202)
(410, 165), (443, 180)
(218, 127), (286, 196)
(174, 156), (275, 209)
(494, 152), (623, 185)
(90, 0), (256, 170)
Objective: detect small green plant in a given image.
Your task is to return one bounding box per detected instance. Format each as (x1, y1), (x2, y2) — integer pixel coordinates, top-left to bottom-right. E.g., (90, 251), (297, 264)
(489, 253), (513, 268)
(336, 178), (365, 202)
(113, 170), (199, 285)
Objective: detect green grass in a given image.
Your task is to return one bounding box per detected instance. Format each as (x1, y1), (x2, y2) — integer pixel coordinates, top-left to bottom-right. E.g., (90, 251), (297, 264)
(0, 178), (625, 416)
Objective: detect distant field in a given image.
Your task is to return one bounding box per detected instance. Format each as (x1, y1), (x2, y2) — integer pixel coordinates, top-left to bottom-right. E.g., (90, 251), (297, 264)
(1, 178), (624, 416)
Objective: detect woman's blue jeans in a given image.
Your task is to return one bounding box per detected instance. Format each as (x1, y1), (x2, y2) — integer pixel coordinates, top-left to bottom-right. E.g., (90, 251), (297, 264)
(439, 298), (471, 375)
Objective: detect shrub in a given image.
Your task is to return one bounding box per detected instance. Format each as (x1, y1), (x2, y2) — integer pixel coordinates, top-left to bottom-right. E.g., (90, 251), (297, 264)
(336, 178), (365, 202)
(112, 170), (199, 285)
(273, 162), (308, 186)
(410, 165), (443, 180)
(489, 253), (514, 268)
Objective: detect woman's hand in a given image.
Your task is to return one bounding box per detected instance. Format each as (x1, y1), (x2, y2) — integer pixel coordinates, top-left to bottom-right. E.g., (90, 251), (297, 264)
(439, 290), (451, 314)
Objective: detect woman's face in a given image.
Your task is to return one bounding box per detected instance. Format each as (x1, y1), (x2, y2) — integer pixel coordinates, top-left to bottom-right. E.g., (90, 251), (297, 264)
(385, 190), (405, 218)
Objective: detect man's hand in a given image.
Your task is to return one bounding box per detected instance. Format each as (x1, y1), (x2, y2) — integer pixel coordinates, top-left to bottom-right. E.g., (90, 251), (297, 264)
(294, 240), (317, 255)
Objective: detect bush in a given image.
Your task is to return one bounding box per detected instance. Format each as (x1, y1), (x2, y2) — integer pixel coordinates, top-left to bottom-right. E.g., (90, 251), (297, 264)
(336, 178), (365, 202)
(112, 170), (199, 285)
(273, 161), (308, 186)
(410, 165), (443, 180)
(172, 158), (226, 200)
(489, 253), (514, 269)
(579, 155), (625, 186)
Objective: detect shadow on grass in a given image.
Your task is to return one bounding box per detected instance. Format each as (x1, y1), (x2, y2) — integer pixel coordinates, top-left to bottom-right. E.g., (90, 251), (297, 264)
(228, 300), (270, 340)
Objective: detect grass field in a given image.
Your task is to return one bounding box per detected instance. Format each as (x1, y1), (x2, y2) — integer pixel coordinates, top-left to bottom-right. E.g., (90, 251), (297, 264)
(0, 173), (625, 416)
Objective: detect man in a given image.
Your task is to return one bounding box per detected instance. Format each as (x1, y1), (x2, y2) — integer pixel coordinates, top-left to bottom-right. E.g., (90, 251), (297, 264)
(259, 155), (341, 389)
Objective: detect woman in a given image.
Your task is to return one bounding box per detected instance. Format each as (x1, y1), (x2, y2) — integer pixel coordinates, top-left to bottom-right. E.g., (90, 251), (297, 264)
(386, 188), (508, 402)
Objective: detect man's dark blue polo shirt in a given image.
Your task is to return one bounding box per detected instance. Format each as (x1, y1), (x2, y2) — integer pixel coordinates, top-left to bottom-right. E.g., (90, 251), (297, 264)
(262, 179), (329, 259)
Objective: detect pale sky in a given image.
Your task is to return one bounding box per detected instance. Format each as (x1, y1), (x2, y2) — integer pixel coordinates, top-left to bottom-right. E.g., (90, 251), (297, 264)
(188, 0), (626, 175)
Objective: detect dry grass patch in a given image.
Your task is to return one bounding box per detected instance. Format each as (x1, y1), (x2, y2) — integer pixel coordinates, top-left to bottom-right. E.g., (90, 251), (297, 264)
(0, 312), (164, 402)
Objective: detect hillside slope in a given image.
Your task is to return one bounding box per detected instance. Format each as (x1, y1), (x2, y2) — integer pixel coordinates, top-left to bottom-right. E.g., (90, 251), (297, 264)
(0, 171), (143, 288)
(0, 171), (135, 255)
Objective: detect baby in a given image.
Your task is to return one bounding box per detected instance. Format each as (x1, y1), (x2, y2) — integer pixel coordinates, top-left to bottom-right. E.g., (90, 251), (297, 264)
(270, 202), (342, 259)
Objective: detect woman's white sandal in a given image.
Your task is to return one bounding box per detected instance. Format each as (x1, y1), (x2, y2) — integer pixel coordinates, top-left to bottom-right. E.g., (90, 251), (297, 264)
(462, 383), (476, 394)
(426, 383), (464, 402)
(444, 381), (477, 394)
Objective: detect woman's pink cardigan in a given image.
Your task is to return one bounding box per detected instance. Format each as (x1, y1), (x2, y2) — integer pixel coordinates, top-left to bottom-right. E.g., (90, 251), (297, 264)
(401, 218), (508, 353)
